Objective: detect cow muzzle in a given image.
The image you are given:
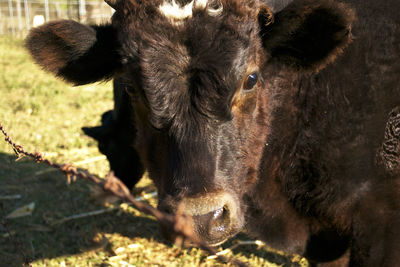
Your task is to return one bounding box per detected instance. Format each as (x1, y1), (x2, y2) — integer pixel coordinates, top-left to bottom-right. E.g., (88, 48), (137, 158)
(159, 192), (244, 246)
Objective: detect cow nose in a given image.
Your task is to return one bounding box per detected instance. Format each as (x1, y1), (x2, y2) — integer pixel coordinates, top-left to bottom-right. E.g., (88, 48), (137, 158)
(181, 192), (243, 245)
(158, 192), (243, 246)
(193, 205), (231, 243)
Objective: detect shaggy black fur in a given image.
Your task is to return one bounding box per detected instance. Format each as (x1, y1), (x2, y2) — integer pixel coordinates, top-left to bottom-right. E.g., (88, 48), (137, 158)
(25, 0), (400, 265)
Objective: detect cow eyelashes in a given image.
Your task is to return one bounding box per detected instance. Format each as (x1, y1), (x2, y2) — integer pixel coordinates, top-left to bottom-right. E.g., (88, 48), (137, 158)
(243, 72), (259, 91)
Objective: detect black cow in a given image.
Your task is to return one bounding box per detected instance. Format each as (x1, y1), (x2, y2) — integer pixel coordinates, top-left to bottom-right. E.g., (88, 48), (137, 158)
(25, 0), (400, 265)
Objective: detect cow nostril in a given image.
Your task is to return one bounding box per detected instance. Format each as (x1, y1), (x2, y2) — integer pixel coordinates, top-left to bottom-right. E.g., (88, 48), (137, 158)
(175, 193), (243, 245)
(192, 204), (232, 243)
(208, 205), (231, 237)
(212, 206), (230, 229)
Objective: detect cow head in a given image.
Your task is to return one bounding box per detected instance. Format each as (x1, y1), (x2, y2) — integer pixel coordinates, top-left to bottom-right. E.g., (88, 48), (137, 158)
(26, 0), (354, 246)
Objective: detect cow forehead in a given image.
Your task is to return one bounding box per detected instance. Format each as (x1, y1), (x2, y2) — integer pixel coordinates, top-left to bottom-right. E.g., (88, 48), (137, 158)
(117, 1), (258, 86)
(137, 24), (251, 131)
(118, 0), (259, 72)
(115, 0), (260, 131)
(117, 0), (260, 27)
(116, 0), (260, 48)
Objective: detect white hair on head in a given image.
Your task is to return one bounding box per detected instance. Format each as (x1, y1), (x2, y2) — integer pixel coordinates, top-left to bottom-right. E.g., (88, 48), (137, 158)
(195, 0), (208, 9)
(159, 0), (194, 21)
(159, 0), (223, 24)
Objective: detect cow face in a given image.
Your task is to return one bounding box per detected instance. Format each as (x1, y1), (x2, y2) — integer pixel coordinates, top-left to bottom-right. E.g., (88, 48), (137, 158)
(26, 0), (353, 245)
(114, 0), (270, 245)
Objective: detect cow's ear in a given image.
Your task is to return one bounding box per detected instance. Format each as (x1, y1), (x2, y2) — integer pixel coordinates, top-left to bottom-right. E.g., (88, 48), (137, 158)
(26, 20), (122, 85)
(259, 0), (355, 72)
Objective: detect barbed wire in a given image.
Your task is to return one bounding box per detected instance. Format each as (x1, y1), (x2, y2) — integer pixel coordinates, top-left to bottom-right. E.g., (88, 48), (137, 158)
(0, 122), (249, 267)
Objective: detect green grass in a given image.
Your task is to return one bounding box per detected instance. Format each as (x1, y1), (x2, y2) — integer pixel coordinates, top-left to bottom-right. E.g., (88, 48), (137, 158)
(0, 36), (308, 267)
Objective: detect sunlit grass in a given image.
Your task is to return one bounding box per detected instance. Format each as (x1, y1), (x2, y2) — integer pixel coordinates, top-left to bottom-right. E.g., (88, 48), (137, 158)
(0, 35), (113, 176)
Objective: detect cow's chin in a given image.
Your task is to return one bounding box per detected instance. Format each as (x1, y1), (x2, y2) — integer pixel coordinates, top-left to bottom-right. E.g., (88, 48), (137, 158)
(196, 223), (243, 247)
(159, 211), (243, 247)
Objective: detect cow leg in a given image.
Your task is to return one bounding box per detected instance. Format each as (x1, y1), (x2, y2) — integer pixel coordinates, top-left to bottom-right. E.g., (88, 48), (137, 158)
(83, 78), (144, 189)
(308, 251), (350, 267)
(348, 221), (400, 266)
(348, 224), (400, 267)
(304, 229), (350, 267)
(348, 188), (400, 267)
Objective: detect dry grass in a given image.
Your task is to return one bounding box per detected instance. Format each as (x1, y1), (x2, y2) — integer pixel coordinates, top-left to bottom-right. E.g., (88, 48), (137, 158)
(0, 36), (308, 267)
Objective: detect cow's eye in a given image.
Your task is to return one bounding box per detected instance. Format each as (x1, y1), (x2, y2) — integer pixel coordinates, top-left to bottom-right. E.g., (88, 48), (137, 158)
(243, 73), (259, 91)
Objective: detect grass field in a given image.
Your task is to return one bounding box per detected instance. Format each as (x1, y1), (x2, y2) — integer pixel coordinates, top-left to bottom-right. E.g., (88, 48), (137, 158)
(0, 36), (309, 267)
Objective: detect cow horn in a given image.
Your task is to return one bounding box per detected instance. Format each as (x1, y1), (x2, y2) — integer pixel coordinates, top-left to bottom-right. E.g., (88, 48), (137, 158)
(104, 0), (118, 9)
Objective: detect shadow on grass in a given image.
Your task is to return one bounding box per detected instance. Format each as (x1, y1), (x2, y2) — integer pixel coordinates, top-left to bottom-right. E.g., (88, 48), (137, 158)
(0, 152), (163, 265)
(216, 232), (302, 267)
(0, 152), (301, 266)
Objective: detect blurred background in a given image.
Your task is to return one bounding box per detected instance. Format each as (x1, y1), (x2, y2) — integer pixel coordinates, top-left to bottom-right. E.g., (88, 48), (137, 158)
(0, 0), (113, 37)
